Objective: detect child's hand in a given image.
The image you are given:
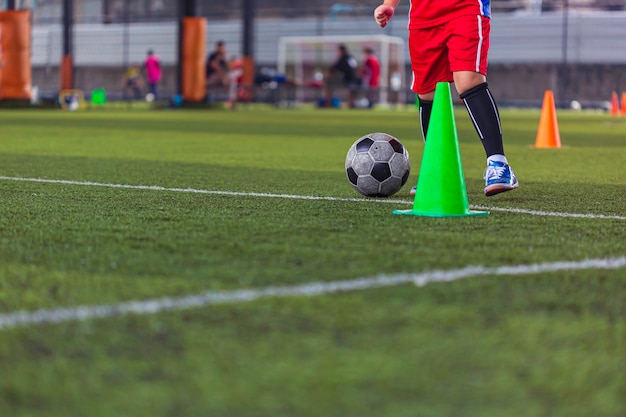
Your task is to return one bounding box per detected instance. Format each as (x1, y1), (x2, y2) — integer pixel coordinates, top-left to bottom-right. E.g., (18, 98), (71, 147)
(374, 5), (395, 28)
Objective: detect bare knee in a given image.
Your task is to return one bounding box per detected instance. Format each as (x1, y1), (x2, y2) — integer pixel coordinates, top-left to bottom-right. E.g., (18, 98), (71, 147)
(453, 71), (487, 95)
(418, 91), (435, 101)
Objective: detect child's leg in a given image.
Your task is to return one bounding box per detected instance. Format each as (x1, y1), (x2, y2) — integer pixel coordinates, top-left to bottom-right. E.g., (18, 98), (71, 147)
(457, 79), (518, 196)
(459, 82), (505, 158)
(417, 97), (433, 141)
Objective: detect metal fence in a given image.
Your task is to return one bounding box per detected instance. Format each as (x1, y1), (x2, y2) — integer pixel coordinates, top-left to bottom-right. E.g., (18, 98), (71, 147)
(12, 0), (626, 104)
(20, 0), (626, 25)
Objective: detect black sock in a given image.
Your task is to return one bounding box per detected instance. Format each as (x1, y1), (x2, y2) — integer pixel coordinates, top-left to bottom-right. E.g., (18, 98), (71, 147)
(418, 98), (433, 141)
(460, 82), (504, 157)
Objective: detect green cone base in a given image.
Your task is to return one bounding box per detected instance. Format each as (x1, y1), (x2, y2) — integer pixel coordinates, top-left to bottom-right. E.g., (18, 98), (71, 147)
(392, 208), (489, 218)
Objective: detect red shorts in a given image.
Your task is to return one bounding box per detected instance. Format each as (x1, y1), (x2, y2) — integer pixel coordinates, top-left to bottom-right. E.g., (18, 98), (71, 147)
(409, 14), (490, 95)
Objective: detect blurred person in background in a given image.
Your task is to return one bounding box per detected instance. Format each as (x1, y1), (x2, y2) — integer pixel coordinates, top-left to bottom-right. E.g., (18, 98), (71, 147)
(226, 56), (245, 110)
(325, 44), (360, 108)
(122, 65), (143, 99)
(144, 49), (162, 100)
(361, 46), (380, 108)
(206, 40), (229, 87)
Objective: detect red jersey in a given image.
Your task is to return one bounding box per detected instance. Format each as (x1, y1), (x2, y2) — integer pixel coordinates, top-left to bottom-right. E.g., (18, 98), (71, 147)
(409, 0), (491, 29)
(363, 55), (380, 87)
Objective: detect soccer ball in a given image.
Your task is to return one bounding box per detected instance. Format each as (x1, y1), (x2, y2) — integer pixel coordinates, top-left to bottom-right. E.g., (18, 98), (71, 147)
(345, 133), (411, 197)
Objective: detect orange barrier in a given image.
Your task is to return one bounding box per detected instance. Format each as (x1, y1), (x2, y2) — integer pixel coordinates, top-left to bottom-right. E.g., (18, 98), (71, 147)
(181, 17), (207, 102)
(238, 55), (255, 102)
(60, 55), (73, 91)
(535, 90), (562, 148)
(242, 56), (255, 87)
(610, 91), (620, 117)
(0, 10), (32, 101)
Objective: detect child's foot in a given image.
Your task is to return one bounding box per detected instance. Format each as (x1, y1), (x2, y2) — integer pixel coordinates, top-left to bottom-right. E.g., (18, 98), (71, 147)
(484, 160), (518, 196)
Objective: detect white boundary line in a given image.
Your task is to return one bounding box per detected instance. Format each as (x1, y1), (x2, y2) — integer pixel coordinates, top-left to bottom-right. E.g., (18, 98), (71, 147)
(1, 176), (625, 220)
(1, 257), (624, 331)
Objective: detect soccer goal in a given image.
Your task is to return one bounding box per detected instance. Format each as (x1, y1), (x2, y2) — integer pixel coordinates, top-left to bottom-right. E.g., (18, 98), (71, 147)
(277, 35), (406, 106)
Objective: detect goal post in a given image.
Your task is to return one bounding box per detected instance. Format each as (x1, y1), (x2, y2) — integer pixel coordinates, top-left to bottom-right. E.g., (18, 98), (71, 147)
(278, 35), (406, 106)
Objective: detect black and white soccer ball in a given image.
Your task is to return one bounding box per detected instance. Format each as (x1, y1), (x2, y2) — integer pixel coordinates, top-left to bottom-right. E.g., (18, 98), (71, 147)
(345, 133), (411, 197)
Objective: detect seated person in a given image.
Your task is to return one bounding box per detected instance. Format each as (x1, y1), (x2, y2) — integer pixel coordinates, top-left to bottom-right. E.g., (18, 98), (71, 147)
(122, 65), (143, 99)
(206, 41), (229, 87)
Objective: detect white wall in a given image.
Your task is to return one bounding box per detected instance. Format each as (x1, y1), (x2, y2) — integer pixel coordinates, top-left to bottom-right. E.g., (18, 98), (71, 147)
(31, 11), (626, 67)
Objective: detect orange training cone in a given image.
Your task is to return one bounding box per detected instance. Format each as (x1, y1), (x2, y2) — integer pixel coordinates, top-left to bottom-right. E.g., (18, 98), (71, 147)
(610, 91), (620, 117)
(535, 90), (562, 149)
(621, 92), (626, 115)
(393, 82), (488, 218)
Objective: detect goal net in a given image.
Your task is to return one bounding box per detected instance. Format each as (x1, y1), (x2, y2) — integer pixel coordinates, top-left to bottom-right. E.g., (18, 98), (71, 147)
(277, 35), (406, 106)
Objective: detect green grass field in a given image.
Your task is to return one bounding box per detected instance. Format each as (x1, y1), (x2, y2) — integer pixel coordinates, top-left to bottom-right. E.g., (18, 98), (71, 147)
(0, 104), (625, 417)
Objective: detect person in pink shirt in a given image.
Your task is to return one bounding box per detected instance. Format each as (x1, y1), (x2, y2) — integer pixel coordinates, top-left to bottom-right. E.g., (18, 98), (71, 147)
(144, 49), (162, 99)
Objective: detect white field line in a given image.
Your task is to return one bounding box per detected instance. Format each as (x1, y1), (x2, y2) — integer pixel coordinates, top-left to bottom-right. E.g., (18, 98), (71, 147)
(0, 257), (624, 331)
(1, 175), (625, 220)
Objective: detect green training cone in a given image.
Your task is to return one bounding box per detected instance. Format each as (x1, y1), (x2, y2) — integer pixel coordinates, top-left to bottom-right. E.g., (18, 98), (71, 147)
(394, 82), (488, 218)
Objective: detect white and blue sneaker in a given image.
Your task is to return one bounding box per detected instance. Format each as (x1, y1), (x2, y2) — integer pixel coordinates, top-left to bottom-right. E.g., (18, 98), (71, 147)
(409, 186), (417, 196)
(484, 160), (518, 196)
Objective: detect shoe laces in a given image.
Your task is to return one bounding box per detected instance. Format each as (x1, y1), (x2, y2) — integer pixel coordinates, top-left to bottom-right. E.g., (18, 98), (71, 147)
(485, 163), (508, 180)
